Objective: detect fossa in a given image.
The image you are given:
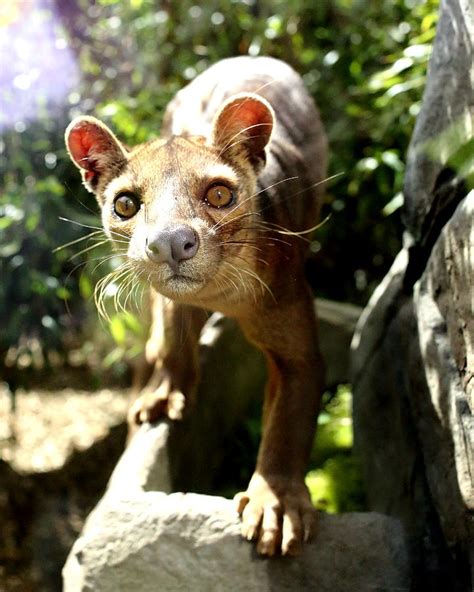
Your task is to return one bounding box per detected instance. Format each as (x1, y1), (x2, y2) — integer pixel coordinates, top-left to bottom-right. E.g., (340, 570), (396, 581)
(65, 56), (327, 556)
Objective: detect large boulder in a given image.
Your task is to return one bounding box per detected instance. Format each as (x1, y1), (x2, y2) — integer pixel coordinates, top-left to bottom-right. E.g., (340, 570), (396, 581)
(63, 423), (410, 592)
(352, 196), (473, 590)
(352, 0), (473, 589)
(403, 0), (473, 241)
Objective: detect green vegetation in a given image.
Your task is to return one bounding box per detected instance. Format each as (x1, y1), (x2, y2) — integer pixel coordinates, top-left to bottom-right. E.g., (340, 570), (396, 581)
(1, 0), (439, 365)
(307, 386), (365, 513)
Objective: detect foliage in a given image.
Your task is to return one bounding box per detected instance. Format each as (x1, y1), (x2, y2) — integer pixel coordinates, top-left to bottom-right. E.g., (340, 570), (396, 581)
(306, 455), (366, 513)
(0, 120), (90, 357)
(306, 385), (366, 513)
(0, 0), (439, 362)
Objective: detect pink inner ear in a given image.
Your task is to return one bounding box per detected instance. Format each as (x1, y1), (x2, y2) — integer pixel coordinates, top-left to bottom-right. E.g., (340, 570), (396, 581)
(216, 97), (273, 153)
(239, 101), (272, 131)
(67, 123), (104, 172)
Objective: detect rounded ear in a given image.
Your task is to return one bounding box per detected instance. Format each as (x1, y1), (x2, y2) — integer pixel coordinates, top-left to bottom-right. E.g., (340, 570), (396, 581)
(212, 93), (274, 167)
(65, 116), (127, 193)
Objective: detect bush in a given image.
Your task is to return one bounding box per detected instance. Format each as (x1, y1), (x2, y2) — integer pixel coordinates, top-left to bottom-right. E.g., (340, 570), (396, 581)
(0, 0), (438, 362)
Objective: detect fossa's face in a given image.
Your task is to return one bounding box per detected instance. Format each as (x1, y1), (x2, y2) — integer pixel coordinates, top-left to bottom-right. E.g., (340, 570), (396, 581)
(65, 95), (274, 306)
(100, 136), (257, 302)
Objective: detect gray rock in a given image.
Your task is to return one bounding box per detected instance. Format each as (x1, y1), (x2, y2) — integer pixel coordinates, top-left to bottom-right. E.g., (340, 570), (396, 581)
(316, 299), (362, 387)
(60, 296), (375, 591)
(413, 194), (473, 539)
(352, 197), (474, 590)
(416, 193), (473, 416)
(403, 0), (473, 241)
(64, 420), (409, 592)
(0, 297), (360, 591)
(352, 1), (474, 587)
(351, 249), (409, 385)
(63, 496), (409, 592)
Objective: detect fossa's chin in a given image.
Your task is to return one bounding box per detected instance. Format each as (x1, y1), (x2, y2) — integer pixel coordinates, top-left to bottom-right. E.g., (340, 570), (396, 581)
(151, 272), (205, 299)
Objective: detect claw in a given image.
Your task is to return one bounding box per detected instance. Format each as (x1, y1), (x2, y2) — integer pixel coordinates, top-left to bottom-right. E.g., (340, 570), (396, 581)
(236, 473), (316, 556)
(234, 492), (249, 515)
(130, 383), (186, 425)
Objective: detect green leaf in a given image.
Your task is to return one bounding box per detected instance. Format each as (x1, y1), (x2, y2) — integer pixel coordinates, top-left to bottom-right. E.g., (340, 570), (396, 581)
(0, 217), (14, 230)
(109, 315), (127, 345)
(79, 274), (93, 299)
(382, 192), (404, 216)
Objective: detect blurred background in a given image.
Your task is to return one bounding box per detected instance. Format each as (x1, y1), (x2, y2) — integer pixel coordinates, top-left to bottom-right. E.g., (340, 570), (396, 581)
(0, 0), (438, 589)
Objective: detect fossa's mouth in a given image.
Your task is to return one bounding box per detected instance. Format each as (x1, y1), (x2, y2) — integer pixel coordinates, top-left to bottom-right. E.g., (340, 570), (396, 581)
(150, 270), (205, 299)
(166, 272), (200, 283)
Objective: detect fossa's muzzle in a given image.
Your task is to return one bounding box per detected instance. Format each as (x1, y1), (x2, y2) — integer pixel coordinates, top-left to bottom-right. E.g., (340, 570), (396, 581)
(145, 225), (199, 272)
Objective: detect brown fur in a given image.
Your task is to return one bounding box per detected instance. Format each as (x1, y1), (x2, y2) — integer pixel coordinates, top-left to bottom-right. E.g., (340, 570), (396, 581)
(65, 56), (327, 556)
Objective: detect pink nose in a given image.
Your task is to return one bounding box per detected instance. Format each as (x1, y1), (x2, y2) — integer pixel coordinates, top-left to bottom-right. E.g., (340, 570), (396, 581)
(146, 225), (199, 269)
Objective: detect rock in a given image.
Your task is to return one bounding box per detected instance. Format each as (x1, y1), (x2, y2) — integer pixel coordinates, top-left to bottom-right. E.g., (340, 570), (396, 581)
(58, 297), (374, 591)
(64, 497), (409, 592)
(0, 297), (361, 591)
(351, 0), (474, 587)
(413, 194), (474, 540)
(416, 193), (473, 413)
(351, 271), (465, 590)
(316, 299), (362, 387)
(352, 197), (474, 590)
(350, 249), (409, 384)
(63, 423), (410, 592)
(403, 0), (473, 241)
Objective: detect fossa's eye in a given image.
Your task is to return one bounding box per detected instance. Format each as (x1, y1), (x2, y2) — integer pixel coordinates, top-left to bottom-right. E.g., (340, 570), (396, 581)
(205, 184), (234, 208)
(114, 193), (140, 219)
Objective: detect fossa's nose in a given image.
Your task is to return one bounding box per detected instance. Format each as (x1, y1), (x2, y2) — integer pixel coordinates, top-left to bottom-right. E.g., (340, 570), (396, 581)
(146, 225), (199, 270)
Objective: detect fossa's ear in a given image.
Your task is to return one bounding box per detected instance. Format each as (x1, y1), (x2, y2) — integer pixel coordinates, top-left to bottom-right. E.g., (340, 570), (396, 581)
(212, 93), (274, 168)
(65, 116), (128, 194)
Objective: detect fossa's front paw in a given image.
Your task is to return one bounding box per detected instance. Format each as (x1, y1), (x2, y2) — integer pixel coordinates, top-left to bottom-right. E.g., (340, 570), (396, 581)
(234, 472), (317, 556)
(129, 375), (186, 424)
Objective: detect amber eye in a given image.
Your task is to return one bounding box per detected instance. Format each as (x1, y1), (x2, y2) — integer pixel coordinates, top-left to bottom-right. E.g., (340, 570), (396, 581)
(113, 193), (140, 219)
(205, 184), (235, 208)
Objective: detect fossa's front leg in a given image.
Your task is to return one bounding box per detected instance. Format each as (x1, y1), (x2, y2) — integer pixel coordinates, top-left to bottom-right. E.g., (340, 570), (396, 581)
(130, 291), (207, 424)
(236, 292), (324, 556)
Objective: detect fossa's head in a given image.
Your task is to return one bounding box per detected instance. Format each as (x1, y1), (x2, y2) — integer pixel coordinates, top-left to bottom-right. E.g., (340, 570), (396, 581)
(65, 94), (274, 304)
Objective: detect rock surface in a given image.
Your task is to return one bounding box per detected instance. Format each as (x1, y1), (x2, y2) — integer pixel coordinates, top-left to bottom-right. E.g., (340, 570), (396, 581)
(63, 423), (410, 592)
(64, 495), (409, 592)
(403, 0), (473, 241)
(352, 0), (473, 589)
(352, 197), (473, 590)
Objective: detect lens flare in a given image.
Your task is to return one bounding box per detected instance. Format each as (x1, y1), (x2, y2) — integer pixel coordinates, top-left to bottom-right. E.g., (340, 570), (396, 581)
(0, 0), (80, 129)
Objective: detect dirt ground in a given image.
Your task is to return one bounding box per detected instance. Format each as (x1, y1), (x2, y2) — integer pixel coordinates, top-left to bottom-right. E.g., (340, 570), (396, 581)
(0, 386), (129, 473)
(0, 385), (130, 592)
